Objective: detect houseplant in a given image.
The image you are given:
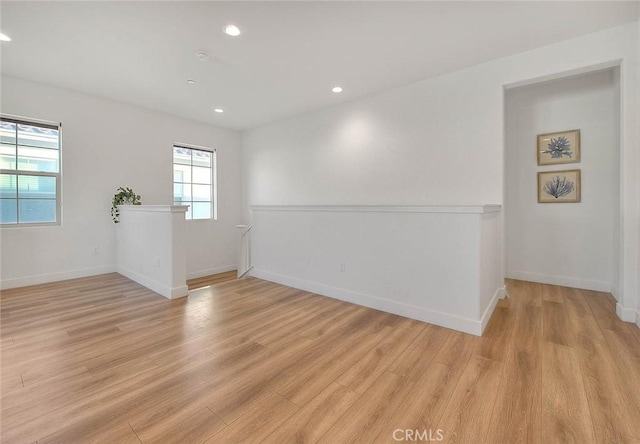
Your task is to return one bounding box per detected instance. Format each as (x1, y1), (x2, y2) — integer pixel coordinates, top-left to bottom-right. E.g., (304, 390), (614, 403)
(111, 187), (142, 223)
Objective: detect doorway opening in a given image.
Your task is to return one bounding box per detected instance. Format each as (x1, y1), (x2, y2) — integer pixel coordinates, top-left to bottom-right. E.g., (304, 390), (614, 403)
(503, 67), (621, 297)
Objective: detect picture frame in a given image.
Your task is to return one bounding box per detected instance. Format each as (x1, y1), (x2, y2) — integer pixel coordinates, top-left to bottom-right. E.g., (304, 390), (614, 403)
(538, 169), (581, 203)
(537, 129), (580, 165)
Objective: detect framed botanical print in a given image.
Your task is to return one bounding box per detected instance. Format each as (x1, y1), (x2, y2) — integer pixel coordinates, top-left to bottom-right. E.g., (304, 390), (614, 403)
(537, 129), (580, 165)
(538, 169), (581, 203)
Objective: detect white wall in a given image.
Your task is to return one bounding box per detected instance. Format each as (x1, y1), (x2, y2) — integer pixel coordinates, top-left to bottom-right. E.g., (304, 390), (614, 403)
(0, 76), (242, 288)
(243, 22), (639, 323)
(505, 69), (619, 293)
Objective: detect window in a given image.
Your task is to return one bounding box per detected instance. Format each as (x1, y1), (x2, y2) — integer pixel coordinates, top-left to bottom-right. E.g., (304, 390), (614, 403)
(0, 117), (61, 225)
(173, 145), (216, 220)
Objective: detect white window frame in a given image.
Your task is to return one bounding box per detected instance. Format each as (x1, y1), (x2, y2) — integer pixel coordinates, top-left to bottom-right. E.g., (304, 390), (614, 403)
(0, 115), (62, 227)
(172, 143), (217, 221)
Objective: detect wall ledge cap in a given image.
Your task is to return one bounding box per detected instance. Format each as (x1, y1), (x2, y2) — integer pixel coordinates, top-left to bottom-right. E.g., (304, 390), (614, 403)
(250, 204), (501, 214)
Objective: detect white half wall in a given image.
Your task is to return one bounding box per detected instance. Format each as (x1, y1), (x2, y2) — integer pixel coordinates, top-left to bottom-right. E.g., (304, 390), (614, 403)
(116, 205), (188, 299)
(0, 76), (242, 289)
(505, 69), (620, 293)
(250, 205), (504, 336)
(243, 22), (639, 323)
(638, 18), (640, 328)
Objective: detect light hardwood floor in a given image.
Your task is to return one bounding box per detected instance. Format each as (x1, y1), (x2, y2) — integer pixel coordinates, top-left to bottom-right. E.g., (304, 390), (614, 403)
(187, 271), (238, 291)
(1, 274), (639, 443)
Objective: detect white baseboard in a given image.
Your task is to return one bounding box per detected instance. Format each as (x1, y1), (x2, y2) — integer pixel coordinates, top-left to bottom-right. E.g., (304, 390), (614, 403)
(636, 311), (640, 330)
(507, 271), (611, 292)
(117, 266), (187, 300)
(250, 268), (500, 336)
(610, 285), (620, 302)
(480, 286), (506, 333)
(0, 265), (117, 290)
(615, 303), (637, 323)
(187, 265), (236, 280)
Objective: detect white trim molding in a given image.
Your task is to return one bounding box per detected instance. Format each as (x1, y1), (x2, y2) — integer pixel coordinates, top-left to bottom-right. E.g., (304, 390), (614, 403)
(615, 303), (637, 323)
(0, 265), (116, 290)
(481, 286), (507, 333)
(251, 269), (503, 336)
(507, 270), (611, 293)
(610, 285), (620, 302)
(117, 265), (187, 299)
(118, 204), (189, 213)
(251, 204), (501, 214)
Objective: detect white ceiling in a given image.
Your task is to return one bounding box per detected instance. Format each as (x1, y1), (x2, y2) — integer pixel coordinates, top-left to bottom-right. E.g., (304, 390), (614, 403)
(1, 1), (638, 130)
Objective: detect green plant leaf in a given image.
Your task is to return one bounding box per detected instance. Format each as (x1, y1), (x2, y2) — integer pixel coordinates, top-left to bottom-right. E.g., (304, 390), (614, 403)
(111, 186), (142, 223)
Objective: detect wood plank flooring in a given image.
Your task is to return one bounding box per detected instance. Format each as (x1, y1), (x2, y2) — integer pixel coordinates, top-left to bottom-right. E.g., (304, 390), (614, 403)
(1, 275), (639, 443)
(187, 271), (237, 291)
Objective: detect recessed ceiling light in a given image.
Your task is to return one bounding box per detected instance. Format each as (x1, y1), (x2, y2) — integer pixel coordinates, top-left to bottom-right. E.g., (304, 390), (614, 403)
(187, 79), (195, 84)
(0, 33), (12, 42)
(332, 86), (343, 93)
(214, 108), (224, 113)
(195, 51), (209, 62)
(224, 25), (241, 37)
